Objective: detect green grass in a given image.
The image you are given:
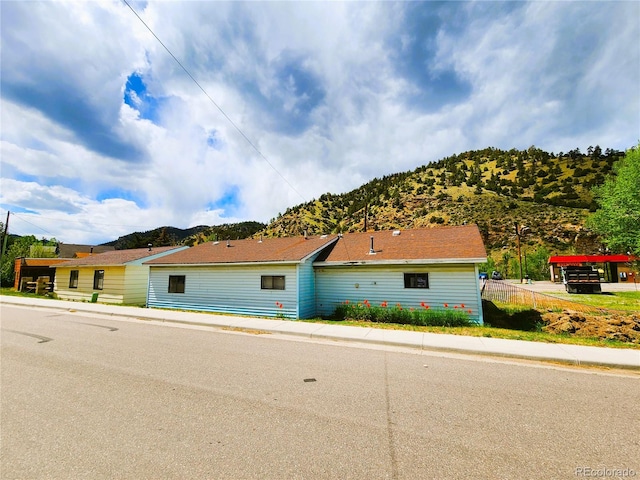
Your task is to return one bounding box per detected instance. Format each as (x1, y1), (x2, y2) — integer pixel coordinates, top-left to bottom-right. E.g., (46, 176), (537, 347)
(301, 317), (638, 349)
(0, 287), (54, 298)
(3, 288), (637, 349)
(540, 291), (640, 312)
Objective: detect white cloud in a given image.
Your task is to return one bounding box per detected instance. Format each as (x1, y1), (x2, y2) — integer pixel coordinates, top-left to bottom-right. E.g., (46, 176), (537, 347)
(1, 1), (638, 244)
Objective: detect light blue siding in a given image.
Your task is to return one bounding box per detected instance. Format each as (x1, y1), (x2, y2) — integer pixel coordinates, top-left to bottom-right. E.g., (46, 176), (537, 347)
(297, 259), (317, 319)
(315, 264), (483, 324)
(148, 264), (299, 318)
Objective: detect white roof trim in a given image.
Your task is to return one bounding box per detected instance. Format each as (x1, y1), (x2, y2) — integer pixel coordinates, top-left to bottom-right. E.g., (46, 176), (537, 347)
(313, 257), (487, 267)
(148, 260), (302, 268)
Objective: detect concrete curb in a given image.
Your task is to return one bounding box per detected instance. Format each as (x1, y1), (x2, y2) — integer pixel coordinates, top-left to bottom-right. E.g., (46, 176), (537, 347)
(2, 295), (639, 370)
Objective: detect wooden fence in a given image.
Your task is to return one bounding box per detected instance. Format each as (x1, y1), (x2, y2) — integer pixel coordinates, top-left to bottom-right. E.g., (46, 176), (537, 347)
(480, 280), (604, 314)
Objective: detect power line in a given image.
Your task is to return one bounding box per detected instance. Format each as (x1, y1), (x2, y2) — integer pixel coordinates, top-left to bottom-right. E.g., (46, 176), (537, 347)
(9, 212), (57, 237)
(7, 211), (160, 232)
(121, 0), (307, 203)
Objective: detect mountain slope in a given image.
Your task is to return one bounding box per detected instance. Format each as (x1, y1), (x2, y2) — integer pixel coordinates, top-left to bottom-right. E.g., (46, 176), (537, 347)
(261, 146), (625, 256)
(102, 222), (266, 249)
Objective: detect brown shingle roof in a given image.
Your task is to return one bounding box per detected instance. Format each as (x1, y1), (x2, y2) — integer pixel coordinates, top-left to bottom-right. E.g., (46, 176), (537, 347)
(57, 244), (115, 258)
(55, 246), (183, 267)
(145, 236), (338, 265)
(315, 225), (487, 264)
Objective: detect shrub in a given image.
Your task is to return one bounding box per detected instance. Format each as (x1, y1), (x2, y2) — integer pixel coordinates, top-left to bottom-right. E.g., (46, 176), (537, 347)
(333, 301), (475, 327)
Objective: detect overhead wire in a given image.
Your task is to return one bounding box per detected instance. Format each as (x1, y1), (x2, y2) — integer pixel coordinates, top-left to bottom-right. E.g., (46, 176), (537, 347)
(4, 210), (160, 240)
(6, 212), (57, 237)
(121, 0), (307, 203)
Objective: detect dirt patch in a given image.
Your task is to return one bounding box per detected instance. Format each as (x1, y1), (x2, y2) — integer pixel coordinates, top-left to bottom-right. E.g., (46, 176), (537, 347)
(482, 300), (543, 331)
(542, 311), (640, 343)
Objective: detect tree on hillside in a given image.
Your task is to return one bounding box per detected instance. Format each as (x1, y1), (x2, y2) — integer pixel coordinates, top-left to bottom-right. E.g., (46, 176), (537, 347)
(587, 144), (640, 256)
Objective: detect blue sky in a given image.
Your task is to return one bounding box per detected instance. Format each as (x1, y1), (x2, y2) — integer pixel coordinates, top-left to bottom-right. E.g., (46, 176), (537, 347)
(1, 1), (638, 244)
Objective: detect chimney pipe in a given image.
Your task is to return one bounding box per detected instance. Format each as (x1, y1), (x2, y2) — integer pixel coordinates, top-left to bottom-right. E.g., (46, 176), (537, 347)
(369, 236), (375, 254)
(90, 247), (93, 255)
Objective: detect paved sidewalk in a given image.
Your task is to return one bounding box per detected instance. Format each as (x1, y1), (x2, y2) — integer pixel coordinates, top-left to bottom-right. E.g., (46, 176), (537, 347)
(2, 295), (639, 371)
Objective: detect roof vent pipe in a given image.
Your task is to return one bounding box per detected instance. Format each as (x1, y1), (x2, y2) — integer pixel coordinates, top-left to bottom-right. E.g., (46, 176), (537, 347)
(90, 247), (93, 255)
(148, 243), (152, 251)
(369, 236), (375, 255)
(226, 239), (230, 248)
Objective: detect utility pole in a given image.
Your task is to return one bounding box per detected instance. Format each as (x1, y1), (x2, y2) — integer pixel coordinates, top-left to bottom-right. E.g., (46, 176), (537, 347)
(363, 203), (368, 232)
(1, 210), (10, 268)
(514, 222), (530, 283)
(515, 222), (523, 283)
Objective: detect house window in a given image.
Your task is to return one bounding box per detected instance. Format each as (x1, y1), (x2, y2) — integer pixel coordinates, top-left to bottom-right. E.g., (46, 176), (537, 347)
(93, 270), (104, 290)
(168, 275), (185, 294)
(261, 275), (285, 290)
(69, 270), (79, 288)
(404, 273), (429, 289)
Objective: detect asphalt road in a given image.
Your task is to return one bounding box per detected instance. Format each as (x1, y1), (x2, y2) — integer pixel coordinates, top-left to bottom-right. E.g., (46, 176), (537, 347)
(1, 304), (639, 480)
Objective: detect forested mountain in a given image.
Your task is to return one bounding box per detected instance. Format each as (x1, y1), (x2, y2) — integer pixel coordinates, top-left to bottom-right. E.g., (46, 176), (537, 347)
(262, 146), (625, 260)
(102, 222), (266, 249)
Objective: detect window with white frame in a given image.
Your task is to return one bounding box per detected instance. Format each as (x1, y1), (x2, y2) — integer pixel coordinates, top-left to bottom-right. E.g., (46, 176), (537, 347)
(261, 275), (285, 290)
(93, 270), (104, 290)
(69, 270), (79, 288)
(404, 273), (429, 289)
(168, 275), (186, 294)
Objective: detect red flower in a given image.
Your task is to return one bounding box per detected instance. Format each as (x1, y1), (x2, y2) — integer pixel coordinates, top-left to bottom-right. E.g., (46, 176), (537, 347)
(460, 303), (465, 308)
(467, 309), (472, 314)
(444, 303), (449, 308)
(381, 301), (388, 308)
(454, 305), (458, 309)
(345, 300), (349, 304)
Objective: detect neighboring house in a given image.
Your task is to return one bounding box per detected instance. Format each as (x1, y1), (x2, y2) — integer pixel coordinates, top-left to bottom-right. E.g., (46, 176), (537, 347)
(13, 258), (70, 291)
(313, 226), (487, 323)
(57, 244), (116, 258)
(548, 254), (638, 283)
(145, 235), (339, 319)
(145, 225), (487, 323)
(13, 245), (116, 291)
(54, 246), (187, 305)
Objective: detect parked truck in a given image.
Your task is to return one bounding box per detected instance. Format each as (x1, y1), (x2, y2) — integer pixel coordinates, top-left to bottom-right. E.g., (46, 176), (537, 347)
(561, 266), (602, 294)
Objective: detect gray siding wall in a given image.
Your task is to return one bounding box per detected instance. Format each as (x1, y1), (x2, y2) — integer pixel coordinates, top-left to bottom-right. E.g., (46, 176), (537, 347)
(315, 264), (483, 323)
(148, 264), (299, 318)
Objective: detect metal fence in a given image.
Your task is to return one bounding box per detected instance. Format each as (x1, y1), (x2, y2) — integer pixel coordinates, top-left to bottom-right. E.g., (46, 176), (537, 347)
(480, 280), (604, 314)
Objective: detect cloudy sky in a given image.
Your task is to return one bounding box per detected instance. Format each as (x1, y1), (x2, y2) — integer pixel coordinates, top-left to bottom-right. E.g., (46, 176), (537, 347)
(1, 1), (638, 245)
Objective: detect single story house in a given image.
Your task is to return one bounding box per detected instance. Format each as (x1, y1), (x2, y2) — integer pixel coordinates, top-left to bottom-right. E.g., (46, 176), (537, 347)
(145, 235), (339, 319)
(145, 225), (487, 323)
(54, 246), (187, 305)
(13, 245), (115, 291)
(548, 254), (638, 283)
(313, 226), (487, 323)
